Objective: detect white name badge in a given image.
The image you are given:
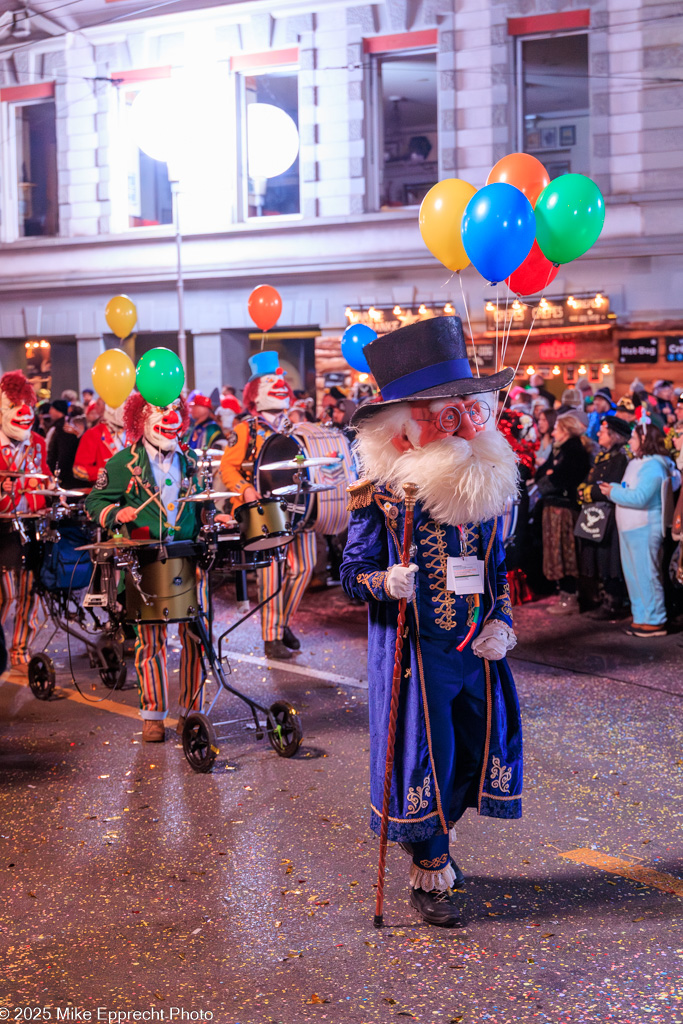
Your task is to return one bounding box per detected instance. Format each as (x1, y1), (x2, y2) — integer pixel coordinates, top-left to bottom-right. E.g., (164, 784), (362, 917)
(446, 555), (485, 595)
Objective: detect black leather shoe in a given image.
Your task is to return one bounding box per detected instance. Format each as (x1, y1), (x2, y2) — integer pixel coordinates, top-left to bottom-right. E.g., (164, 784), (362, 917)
(264, 640), (293, 660)
(410, 887), (462, 927)
(282, 626), (301, 650)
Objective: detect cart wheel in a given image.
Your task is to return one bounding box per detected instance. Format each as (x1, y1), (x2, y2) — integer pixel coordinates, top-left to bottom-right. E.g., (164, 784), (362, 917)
(183, 712), (218, 773)
(28, 654), (55, 701)
(98, 644), (127, 690)
(267, 701), (303, 758)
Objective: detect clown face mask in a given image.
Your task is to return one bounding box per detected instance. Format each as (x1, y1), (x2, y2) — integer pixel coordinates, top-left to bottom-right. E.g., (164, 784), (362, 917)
(143, 403), (183, 452)
(255, 371), (291, 413)
(1, 392), (34, 443)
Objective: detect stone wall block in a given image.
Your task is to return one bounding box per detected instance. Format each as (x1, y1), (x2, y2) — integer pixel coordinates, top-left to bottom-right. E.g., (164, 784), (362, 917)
(441, 108), (456, 131)
(492, 103), (507, 126)
(440, 30), (455, 51)
(593, 134), (611, 158)
(440, 69), (456, 90)
(643, 45), (683, 71)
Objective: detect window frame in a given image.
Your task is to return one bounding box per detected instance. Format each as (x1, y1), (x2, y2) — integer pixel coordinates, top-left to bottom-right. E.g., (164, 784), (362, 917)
(0, 90), (58, 243)
(515, 29), (590, 171)
(235, 58), (302, 224)
(366, 44), (439, 214)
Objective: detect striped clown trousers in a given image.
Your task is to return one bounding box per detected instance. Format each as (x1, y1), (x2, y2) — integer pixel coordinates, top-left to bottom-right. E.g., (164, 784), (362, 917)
(133, 620), (204, 721)
(257, 529), (316, 642)
(0, 569), (40, 666)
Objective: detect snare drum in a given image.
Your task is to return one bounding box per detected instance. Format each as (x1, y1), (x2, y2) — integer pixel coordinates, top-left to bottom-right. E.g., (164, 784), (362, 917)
(125, 544), (200, 624)
(212, 530), (282, 570)
(293, 423), (356, 534)
(0, 515), (40, 572)
(234, 497), (293, 552)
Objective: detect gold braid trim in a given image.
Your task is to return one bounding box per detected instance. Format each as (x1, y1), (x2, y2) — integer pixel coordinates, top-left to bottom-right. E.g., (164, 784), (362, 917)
(346, 478), (375, 511)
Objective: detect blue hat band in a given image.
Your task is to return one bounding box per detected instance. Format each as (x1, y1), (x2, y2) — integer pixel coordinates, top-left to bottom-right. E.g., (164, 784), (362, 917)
(380, 357), (472, 402)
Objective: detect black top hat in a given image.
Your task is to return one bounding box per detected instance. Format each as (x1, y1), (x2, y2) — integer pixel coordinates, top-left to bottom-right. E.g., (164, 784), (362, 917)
(352, 316), (514, 424)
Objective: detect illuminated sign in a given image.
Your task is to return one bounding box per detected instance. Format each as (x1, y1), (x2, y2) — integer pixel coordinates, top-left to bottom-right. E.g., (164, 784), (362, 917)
(484, 294), (611, 332)
(665, 337), (683, 363)
(344, 303), (455, 335)
(538, 340), (577, 361)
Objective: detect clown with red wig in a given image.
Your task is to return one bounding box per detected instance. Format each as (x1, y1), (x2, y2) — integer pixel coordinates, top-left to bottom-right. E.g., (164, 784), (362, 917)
(0, 371), (53, 670)
(85, 391), (231, 742)
(220, 351), (317, 660)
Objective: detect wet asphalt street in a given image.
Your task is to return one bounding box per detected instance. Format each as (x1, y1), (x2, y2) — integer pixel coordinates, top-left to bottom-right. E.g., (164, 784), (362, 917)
(1, 579), (683, 1024)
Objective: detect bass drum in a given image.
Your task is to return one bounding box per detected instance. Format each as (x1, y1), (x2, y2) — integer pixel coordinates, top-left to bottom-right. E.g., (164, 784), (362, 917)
(255, 433), (313, 530)
(292, 423), (356, 535)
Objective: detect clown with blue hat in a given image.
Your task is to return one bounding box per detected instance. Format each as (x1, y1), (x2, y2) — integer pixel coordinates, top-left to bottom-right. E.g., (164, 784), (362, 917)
(220, 351), (317, 660)
(341, 315), (524, 927)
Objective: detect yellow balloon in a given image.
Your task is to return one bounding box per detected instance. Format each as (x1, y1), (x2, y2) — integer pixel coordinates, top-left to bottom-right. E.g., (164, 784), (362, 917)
(91, 349), (136, 408)
(105, 294), (138, 339)
(419, 178), (477, 272)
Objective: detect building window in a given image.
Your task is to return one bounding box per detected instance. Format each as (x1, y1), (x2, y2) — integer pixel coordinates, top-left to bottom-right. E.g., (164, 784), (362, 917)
(14, 100), (58, 237)
(240, 69), (300, 218)
(518, 33), (589, 178)
(123, 87), (173, 227)
(373, 51), (438, 210)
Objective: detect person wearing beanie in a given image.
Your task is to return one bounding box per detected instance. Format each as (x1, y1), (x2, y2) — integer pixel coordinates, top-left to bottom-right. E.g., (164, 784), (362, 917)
(46, 399), (70, 477)
(559, 388), (582, 412)
(586, 386), (616, 442)
(577, 415), (632, 620)
(185, 394), (226, 452)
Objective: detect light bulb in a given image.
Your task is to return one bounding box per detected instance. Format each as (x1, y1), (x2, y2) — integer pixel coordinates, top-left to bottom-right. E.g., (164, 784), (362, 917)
(443, 303), (454, 315)
(526, 365), (535, 376)
(552, 365), (561, 376)
(485, 302), (495, 313)
(578, 364), (587, 375)
(418, 304), (428, 316)
(601, 363), (610, 374)
(393, 306), (402, 316)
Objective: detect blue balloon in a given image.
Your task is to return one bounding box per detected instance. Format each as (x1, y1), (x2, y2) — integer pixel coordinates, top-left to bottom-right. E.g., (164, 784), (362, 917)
(461, 183), (536, 284)
(341, 323), (376, 373)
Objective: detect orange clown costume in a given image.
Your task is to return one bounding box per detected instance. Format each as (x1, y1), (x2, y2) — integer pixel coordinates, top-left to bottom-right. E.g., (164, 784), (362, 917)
(0, 371), (51, 668)
(220, 351), (316, 660)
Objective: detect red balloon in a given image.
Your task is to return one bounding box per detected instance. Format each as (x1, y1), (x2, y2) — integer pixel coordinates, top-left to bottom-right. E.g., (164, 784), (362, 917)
(506, 240), (559, 296)
(487, 153), (550, 207)
(248, 285), (282, 331)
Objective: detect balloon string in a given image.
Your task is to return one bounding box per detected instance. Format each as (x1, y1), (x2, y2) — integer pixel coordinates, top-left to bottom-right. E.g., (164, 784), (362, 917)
(442, 270), (457, 289)
(496, 265), (556, 426)
(501, 286), (510, 373)
(495, 282), (500, 374)
(459, 274), (479, 379)
(261, 332), (266, 351)
(501, 283), (516, 367)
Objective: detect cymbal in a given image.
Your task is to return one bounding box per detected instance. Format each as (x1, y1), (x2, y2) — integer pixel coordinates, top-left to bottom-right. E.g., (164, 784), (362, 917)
(179, 490), (239, 503)
(260, 455), (341, 471)
(28, 487), (85, 498)
(74, 538), (154, 551)
(272, 483), (336, 497)
(0, 511), (43, 519)
(0, 470), (49, 480)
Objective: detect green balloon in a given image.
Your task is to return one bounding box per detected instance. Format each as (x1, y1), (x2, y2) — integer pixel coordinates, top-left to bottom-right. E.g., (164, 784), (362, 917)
(136, 347), (185, 407)
(535, 174), (605, 265)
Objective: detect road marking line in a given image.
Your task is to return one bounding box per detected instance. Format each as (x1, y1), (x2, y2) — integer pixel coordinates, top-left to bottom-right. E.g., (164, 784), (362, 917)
(224, 650), (368, 690)
(2, 673), (178, 728)
(560, 848), (683, 898)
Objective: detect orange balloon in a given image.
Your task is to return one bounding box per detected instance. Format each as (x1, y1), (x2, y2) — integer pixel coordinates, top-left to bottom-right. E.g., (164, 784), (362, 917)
(248, 285), (282, 332)
(486, 153), (550, 207)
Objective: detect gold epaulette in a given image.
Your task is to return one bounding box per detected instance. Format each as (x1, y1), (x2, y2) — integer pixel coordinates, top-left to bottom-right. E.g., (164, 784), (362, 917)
(346, 478), (375, 511)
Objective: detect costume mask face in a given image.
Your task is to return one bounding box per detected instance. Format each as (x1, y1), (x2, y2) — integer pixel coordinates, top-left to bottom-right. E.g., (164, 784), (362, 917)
(391, 397), (491, 453)
(143, 404), (183, 452)
(255, 372), (290, 413)
(1, 392), (33, 443)
(103, 404), (124, 432)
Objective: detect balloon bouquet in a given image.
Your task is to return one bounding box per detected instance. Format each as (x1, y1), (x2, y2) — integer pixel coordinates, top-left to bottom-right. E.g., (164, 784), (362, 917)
(418, 154), (606, 388)
(93, 295), (185, 412)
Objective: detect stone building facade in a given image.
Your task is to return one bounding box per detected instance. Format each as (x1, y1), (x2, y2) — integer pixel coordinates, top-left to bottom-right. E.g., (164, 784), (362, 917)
(0, 0), (681, 401)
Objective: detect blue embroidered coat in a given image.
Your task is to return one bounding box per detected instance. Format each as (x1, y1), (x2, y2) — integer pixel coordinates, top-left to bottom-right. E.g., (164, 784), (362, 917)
(340, 484), (523, 843)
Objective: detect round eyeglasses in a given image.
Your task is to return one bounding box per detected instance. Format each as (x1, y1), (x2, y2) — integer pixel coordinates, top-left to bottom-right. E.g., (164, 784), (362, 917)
(424, 399), (492, 434)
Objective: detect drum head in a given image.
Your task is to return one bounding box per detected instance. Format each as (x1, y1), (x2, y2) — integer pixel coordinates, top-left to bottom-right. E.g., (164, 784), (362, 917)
(256, 434), (305, 497)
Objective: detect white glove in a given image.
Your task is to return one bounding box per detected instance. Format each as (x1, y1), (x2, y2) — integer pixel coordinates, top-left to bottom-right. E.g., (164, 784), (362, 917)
(385, 563), (419, 600)
(471, 620), (517, 661)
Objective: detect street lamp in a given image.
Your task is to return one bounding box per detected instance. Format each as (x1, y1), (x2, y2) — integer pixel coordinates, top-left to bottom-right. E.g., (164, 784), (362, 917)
(129, 79), (190, 373)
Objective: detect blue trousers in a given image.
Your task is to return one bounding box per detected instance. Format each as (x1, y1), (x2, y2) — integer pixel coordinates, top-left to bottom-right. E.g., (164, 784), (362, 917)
(619, 524), (666, 626)
(409, 636), (487, 874)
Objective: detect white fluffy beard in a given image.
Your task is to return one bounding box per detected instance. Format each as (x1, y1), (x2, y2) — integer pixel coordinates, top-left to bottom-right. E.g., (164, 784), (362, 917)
(354, 405), (519, 526)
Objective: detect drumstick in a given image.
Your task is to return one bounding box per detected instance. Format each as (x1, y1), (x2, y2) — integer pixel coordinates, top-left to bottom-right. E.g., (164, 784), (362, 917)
(131, 489), (162, 517)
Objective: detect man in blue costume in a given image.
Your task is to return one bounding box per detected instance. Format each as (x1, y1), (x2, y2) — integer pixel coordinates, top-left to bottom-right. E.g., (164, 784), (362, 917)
(341, 316), (523, 927)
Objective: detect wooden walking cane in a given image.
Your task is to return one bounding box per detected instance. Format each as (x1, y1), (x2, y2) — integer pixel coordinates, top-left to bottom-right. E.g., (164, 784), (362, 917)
(374, 481), (418, 929)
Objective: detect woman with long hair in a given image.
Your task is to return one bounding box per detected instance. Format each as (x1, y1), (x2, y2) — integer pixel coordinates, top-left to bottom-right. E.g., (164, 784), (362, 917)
(535, 411), (592, 612)
(535, 408), (557, 469)
(599, 420), (676, 637)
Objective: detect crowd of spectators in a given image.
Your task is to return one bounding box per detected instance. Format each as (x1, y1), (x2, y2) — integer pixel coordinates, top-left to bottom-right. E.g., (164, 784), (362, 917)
(501, 375), (683, 637)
